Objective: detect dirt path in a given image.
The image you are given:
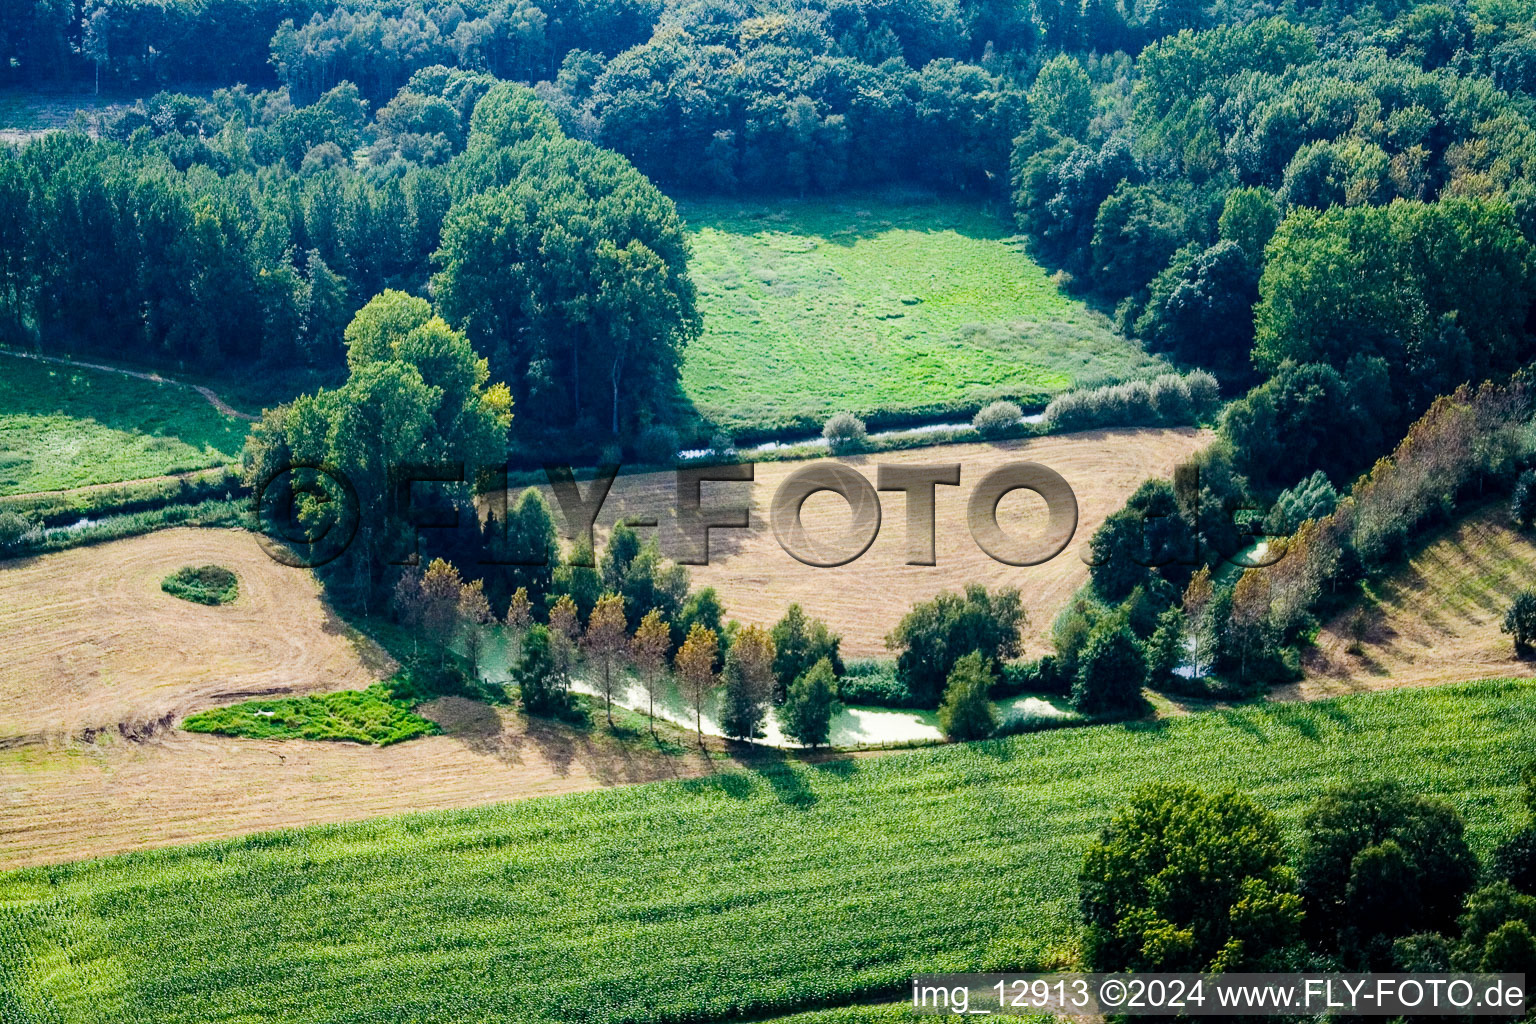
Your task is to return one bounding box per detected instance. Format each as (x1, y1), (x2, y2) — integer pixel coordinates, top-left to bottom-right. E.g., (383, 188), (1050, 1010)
(1278, 505), (1536, 700)
(0, 348), (260, 421)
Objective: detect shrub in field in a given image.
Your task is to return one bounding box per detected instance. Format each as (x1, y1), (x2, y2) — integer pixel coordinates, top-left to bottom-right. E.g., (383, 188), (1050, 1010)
(1043, 371), (1216, 432)
(1503, 589), (1536, 656)
(936, 652), (997, 741)
(1298, 780), (1479, 966)
(1081, 784), (1302, 972)
(514, 625), (582, 721)
(822, 411), (867, 453)
(0, 509), (35, 552)
(1043, 379), (1154, 431)
(161, 564), (239, 605)
(779, 657), (839, 748)
(972, 400), (1022, 439)
(1515, 469), (1536, 530)
(1148, 373), (1192, 423)
(1184, 368), (1221, 419)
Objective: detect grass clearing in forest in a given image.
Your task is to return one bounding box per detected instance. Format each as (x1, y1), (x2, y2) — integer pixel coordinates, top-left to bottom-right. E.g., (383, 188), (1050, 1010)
(1, 679), (1531, 1024)
(0, 355), (247, 495)
(679, 194), (1165, 436)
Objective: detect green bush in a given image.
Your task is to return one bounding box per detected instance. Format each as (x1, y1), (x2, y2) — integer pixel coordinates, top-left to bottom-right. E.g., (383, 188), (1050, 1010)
(994, 656), (1068, 697)
(636, 423), (680, 465)
(1081, 783), (1302, 972)
(780, 658), (839, 748)
(835, 660), (918, 708)
(1265, 469), (1340, 536)
(887, 584), (1025, 707)
(972, 400), (1022, 439)
(1504, 589), (1536, 655)
(936, 652), (997, 742)
(1071, 609), (1148, 715)
(1513, 469), (1536, 530)
(0, 509), (35, 552)
(161, 564), (239, 605)
(1042, 370), (1217, 433)
(1298, 780), (1479, 966)
(771, 604), (843, 703)
(822, 411), (867, 453)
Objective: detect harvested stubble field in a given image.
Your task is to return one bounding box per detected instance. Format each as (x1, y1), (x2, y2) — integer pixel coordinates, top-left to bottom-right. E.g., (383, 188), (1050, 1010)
(0, 529), (719, 869)
(531, 427), (1213, 657)
(1290, 504), (1536, 698)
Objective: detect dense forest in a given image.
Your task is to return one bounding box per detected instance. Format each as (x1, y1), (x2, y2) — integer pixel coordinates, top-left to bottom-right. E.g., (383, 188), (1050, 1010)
(8, 0), (1536, 463)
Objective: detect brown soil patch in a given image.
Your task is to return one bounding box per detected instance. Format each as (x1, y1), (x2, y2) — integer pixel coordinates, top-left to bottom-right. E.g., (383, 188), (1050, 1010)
(524, 427), (1212, 657)
(1282, 505), (1536, 700)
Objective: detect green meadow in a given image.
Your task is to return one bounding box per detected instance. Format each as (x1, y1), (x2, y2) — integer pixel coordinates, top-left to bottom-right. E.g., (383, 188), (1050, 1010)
(0, 356), (248, 496)
(679, 194), (1165, 436)
(2, 680), (1532, 1024)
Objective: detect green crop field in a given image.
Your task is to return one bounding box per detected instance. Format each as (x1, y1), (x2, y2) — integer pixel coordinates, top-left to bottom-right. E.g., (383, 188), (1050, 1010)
(2, 680), (1531, 1024)
(679, 194), (1167, 436)
(0, 356), (248, 496)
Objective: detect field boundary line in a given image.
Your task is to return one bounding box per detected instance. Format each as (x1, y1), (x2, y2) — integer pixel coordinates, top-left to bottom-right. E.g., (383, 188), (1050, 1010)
(0, 465), (238, 503)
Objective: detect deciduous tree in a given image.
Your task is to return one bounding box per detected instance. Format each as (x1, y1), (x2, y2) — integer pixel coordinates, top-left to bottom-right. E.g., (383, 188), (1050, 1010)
(630, 608), (671, 737)
(583, 593), (628, 726)
(674, 623), (719, 747)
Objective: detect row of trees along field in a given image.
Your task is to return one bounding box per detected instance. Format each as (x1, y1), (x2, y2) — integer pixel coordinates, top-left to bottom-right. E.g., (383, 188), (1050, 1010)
(382, 525), (851, 744)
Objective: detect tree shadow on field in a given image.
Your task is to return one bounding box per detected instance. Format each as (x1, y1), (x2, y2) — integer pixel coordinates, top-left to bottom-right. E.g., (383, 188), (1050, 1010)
(523, 715), (578, 777)
(1213, 710), (1268, 743)
(1261, 702), (1324, 743)
(428, 697), (525, 764)
(681, 745), (826, 808)
(811, 756), (858, 780)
